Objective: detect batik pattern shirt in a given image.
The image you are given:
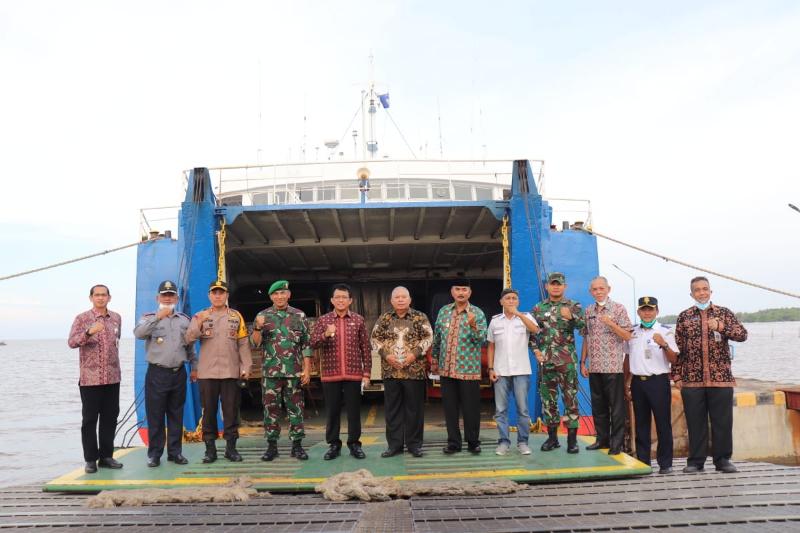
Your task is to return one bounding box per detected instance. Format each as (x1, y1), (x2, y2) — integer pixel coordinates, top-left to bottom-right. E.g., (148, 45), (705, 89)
(370, 309), (433, 380)
(531, 299), (586, 366)
(68, 309), (122, 386)
(253, 305), (311, 378)
(584, 300), (632, 373)
(310, 310), (371, 382)
(432, 303), (488, 380)
(673, 304), (747, 387)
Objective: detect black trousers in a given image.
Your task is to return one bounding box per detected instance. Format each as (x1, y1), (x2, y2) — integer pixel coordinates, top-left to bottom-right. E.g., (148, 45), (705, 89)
(589, 372), (625, 449)
(681, 386), (734, 468)
(323, 381), (362, 446)
(383, 378), (425, 451)
(440, 376), (481, 449)
(199, 378), (241, 442)
(631, 374), (673, 468)
(79, 382), (120, 462)
(145, 364), (187, 459)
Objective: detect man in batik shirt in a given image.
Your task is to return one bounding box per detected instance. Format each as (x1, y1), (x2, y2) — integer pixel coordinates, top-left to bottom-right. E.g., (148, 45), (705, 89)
(432, 279), (488, 455)
(370, 286), (433, 458)
(531, 272), (586, 454)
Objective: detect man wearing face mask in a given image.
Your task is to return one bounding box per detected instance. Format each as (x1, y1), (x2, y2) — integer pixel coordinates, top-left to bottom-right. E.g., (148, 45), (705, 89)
(674, 276), (747, 474)
(134, 280), (197, 467)
(625, 297), (678, 474)
(580, 277), (632, 455)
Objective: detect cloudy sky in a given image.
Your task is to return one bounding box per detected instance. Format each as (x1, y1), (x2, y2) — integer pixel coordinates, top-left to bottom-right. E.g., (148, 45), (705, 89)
(1, 1), (799, 339)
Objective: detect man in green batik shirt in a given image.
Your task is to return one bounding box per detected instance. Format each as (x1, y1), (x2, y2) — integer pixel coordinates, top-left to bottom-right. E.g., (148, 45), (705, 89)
(531, 272), (586, 454)
(251, 280), (312, 462)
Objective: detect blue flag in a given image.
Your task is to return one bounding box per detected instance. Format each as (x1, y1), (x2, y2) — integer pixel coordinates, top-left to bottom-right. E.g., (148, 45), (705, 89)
(378, 93), (390, 109)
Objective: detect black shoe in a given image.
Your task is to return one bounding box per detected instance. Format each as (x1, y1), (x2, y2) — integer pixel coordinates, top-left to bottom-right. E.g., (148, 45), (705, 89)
(442, 445), (462, 455)
(468, 445), (481, 454)
(608, 447), (622, 456)
(84, 461), (97, 474)
(659, 466), (673, 475)
(541, 426), (560, 452)
(324, 445), (342, 461)
(224, 439), (243, 462)
(586, 440), (608, 451)
(147, 456), (160, 468)
(381, 448), (403, 458)
(261, 440), (279, 462)
(348, 444), (366, 459)
(98, 457), (123, 469)
(566, 428), (579, 454)
(408, 448), (424, 458)
(203, 441), (218, 464)
(682, 464), (704, 473)
(290, 440), (308, 460)
(167, 454), (188, 465)
(715, 461), (738, 473)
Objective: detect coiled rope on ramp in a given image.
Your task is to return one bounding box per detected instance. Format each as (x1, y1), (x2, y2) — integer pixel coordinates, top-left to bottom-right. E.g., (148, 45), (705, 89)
(584, 228), (800, 300)
(0, 240), (149, 282)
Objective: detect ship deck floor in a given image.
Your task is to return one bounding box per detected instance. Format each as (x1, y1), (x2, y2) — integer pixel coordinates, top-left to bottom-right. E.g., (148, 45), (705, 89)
(5, 459), (800, 531)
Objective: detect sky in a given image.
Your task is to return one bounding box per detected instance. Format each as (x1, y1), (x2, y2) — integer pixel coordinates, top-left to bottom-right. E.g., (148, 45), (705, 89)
(1, 0), (799, 339)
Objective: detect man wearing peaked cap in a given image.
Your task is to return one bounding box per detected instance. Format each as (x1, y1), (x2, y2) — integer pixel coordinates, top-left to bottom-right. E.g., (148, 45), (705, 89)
(134, 280), (196, 467)
(625, 296), (678, 474)
(185, 280), (252, 464)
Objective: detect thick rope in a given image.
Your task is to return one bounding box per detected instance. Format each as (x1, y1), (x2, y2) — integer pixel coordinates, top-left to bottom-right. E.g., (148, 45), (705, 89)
(0, 240), (147, 282)
(585, 228), (800, 299)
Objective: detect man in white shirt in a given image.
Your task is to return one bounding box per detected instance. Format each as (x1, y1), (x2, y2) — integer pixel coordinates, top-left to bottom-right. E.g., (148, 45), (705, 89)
(487, 288), (540, 455)
(624, 297), (679, 474)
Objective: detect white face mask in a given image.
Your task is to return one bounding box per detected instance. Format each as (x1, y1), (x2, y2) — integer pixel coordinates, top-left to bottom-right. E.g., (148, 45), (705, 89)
(596, 299), (608, 306)
(159, 303), (175, 311)
(695, 301), (711, 311)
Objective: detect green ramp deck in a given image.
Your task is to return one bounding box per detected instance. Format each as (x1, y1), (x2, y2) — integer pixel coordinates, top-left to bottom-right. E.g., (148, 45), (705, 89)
(44, 431), (652, 492)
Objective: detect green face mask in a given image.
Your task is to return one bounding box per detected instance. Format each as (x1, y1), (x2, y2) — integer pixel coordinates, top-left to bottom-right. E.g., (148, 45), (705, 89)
(640, 319), (656, 328)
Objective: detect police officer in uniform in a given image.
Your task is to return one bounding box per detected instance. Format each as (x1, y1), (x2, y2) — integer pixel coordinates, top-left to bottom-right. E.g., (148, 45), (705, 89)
(185, 280), (252, 464)
(531, 272), (586, 454)
(251, 280), (312, 462)
(134, 280), (197, 467)
(625, 297), (679, 474)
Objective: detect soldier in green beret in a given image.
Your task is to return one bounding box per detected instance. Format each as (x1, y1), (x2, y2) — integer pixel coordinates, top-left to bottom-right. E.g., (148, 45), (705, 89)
(251, 280), (312, 461)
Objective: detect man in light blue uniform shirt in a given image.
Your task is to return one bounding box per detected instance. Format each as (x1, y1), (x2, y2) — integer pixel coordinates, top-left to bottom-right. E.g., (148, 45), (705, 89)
(624, 296), (678, 474)
(487, 288), (540, 456)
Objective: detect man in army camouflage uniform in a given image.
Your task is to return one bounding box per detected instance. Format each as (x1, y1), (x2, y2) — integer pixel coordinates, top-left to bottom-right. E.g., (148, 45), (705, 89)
(251, 280), (312, 461)
(531, 272), (586, 454)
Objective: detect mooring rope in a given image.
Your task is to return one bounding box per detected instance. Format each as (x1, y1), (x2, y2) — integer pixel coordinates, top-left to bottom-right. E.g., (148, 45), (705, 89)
(584, 228), (800, 299)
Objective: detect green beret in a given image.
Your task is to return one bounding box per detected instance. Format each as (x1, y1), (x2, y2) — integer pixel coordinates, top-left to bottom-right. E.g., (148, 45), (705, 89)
(268, 280), (289, 295)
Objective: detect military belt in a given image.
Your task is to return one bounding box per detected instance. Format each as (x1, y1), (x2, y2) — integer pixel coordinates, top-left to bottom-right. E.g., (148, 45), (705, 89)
(635, 373), (668, 381)
(150, 362), (184, 372)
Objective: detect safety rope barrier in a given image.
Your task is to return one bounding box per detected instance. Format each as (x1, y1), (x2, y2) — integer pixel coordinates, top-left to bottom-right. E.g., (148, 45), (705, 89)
(584, 228), (800, 299)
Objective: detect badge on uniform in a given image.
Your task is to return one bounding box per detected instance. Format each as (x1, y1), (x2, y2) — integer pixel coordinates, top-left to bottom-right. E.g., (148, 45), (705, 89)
(204, 330), (211, 336)
(156, 337), (164, 344)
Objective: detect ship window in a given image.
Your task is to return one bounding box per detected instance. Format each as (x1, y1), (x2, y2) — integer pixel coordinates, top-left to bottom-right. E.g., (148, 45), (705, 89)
(432, 184), (450, 199)
(475, 187), (493, 200)
(454, 184), (472, 201)
(318, 186), (335, 201)
(297, 188), (313, 203)
(386, 183), (404, 199)
(409, 184), (428, 199)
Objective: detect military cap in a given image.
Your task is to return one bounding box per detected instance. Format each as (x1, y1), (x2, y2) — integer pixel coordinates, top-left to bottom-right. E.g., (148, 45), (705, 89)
(451, 277), (471, 288)
(208, 280), (228, 292)
(500, 288), (519, 297)
(638, 296), (658, 308)
(547, 272), (566, 284)
(268, 279), (289, 295)
(158, 280), (178, 294)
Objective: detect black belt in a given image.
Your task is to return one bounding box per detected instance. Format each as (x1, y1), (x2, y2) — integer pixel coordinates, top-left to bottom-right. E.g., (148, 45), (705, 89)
(635, 373), (668, 381)
(150, 362), (184, 372)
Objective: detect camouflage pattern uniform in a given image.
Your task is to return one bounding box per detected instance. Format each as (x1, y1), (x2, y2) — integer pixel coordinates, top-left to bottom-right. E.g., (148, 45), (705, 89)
(253, 305), (311, 441)
(531, 299), (586, 429)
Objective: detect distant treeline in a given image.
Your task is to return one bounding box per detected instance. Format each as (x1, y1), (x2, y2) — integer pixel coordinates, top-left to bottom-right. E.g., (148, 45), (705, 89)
(660, 307), (800, 324)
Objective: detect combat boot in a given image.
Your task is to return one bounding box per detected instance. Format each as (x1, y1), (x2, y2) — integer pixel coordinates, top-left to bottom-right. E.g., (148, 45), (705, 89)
(567, 427), (579, 454)
(540, 425), (561, 452)
(224, 438), (243, 462)
(261, 440), (279, 462)
(291, 440), (309, 460)
(202, 440), (217, 463)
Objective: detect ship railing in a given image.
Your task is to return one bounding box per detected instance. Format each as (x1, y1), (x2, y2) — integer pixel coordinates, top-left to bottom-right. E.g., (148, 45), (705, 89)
(198, 159), (544, 206)
(139, 206), (180, 240)
(545, 197), (593, 231)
